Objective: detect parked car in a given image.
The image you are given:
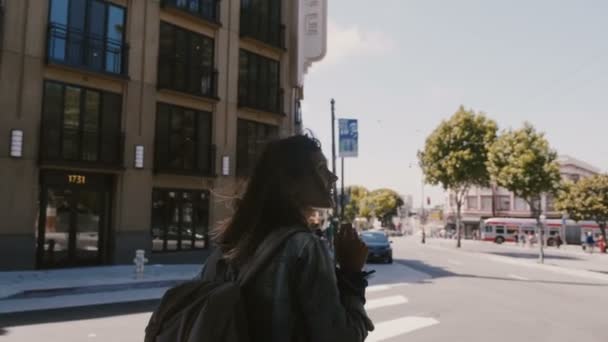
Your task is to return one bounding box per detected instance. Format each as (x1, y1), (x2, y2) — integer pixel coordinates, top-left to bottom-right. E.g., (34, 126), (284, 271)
(360, 231), (393, 264)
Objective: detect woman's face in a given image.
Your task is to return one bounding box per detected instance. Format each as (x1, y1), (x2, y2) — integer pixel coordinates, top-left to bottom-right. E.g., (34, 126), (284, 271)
(296, 151), (338, 208)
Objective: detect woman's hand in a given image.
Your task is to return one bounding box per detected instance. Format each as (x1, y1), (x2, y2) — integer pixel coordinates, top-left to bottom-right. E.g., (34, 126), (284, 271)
(334, 223), (368, 273)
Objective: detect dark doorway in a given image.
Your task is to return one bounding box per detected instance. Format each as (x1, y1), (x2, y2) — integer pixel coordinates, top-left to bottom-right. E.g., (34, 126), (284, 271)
(37, 171), (113, 269)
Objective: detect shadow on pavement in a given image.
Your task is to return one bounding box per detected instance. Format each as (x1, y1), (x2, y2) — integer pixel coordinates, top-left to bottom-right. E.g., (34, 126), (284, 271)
(395, 258), (608, 288)
(0, 299), (159, 329)
(489, 252), (582, 261)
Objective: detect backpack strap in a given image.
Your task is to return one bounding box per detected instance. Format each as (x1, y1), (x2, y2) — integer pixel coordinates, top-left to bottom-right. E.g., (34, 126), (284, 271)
(237, 226), (308, 286)
(199, 248), (223, 282)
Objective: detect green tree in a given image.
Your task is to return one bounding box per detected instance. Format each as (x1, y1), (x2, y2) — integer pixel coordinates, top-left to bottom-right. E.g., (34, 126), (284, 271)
(418, 106), (498, 247)
(344, 186), (369, 222)
(367, 189), (404, 227)
(487, 123), (561, 263)
(555, 175), (608, 253)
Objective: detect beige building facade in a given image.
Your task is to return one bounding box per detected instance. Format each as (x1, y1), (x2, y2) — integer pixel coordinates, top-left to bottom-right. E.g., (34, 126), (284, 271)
(0, 0), (325, 270)
(444, 155), (602, 238)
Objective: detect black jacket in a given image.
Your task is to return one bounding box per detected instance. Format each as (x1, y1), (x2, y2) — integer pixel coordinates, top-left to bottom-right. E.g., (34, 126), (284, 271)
(205, 228), (374, 342)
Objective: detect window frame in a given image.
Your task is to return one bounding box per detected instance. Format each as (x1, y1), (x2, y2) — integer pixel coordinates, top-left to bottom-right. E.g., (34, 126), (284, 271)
(47, 0), (128, 76)
(240, 0), (284, 48)
(40, 80), (123, 166)
(161, 0), (220, 24)
(154, 102), (214, 176)
(157, 21), (216, 98)
(238, 49), (282, 113)
(236, 119), (278, 177)
(151, 188), (210, 253)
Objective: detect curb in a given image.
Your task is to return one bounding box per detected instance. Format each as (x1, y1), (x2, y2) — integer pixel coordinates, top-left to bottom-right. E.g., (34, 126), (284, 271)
(1, 279), (185, 300)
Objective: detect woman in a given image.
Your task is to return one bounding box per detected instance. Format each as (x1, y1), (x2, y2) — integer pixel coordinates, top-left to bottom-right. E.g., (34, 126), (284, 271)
(211, 135), (374, 342)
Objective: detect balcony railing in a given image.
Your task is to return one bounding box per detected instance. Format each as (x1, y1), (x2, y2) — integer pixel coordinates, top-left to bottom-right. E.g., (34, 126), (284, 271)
(154, 143), (216, 177)
(39, 124), (124, 168)
(162, 0), (221, 24)
(46, 23), (129, 76)
(239, 88), (284, 115)
(240, 12), (285, 49)
(158, 57), (218, 99)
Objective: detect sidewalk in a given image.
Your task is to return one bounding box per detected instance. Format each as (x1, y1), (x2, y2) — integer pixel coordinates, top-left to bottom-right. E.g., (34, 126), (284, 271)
(0, 264), (200, 314)
(424, 238), (608, 282)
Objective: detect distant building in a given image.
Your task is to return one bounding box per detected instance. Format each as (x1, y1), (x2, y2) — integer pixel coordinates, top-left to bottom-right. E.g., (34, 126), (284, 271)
(444, 155), (601, 238)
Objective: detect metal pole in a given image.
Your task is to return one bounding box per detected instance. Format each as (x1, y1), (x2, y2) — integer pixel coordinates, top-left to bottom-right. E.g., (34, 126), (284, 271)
(331, 99), (338, 214)
(561, 213), (567, 246)
(341, 157), (345, 221)
(421, 179), (426, 243)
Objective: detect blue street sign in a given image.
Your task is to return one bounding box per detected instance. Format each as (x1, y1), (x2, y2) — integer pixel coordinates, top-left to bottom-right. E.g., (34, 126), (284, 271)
(338, 119), (358, 158)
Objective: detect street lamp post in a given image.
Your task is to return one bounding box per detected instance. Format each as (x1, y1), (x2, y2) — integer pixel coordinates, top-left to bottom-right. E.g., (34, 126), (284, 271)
(539, 214), (547, 263)
(561, 213), (568, 246)
(331, 99), (338, 215)
(421, 179), (426, 244)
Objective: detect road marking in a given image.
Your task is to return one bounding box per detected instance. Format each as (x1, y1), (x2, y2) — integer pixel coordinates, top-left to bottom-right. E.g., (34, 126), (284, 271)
(367, 285), (392, 293)
(366, 295), (408, 310)
(367, 316), (440, 341)
(448, 260), (462, 265)
(508, 274), (529, 281)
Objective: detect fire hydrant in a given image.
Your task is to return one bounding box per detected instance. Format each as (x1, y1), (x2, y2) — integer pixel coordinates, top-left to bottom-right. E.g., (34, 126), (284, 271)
(134, 249), (148, 278)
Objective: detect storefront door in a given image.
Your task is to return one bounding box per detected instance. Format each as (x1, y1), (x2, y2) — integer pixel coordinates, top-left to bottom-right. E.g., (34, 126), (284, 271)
(37, 171), (112, 268)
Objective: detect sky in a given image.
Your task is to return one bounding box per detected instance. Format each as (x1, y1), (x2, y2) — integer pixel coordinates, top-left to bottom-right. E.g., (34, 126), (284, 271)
(301, 0), (608, 208)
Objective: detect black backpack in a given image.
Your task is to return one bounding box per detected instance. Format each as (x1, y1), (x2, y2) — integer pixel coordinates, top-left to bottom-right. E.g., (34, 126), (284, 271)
(144, 227), (306, 342)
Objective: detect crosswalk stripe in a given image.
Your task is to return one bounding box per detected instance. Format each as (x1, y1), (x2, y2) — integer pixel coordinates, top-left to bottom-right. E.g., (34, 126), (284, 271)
(367, 285), (392, 293)
(367, 316), (440, 342)
(365, 295), (408, 310)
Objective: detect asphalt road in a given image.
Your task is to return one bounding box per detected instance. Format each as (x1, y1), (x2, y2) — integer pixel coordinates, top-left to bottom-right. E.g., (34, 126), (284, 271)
(2, 237), (607, 341)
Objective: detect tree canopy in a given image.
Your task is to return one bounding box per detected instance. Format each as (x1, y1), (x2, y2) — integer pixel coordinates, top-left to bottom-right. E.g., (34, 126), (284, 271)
(487, 123), (561, 262)
(487, 123), (561, 214)
(555, 174), (608, 252)
(367, 189), (404, 226)
(342, 186), (403, 227)
(419, 106), (497, 246)
(419, 106), (498, 196)
(343, 186), (369, 222)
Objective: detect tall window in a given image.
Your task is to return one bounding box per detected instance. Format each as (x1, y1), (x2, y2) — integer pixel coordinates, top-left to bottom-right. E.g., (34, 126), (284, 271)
(151, 189), (210, 252)
(41, 81), (122, 165)
(47, 0), (127, 75)
(240, 0), (283, 48)
(236, 119), (278, 176)
(158, 22), (215, 97)
(481, 196), (493, 211)
(497, 196), (511, 211)
(238, 50), (281, 113)
(155, 103), (214, 175)
(514, 197), (529, 211)
(162, 0), (219, 22)
(466, 196), (478, 210)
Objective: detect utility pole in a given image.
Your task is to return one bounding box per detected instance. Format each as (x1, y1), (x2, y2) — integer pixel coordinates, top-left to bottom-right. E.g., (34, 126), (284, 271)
(340, 157), (345, 221)
(331, 99), (338, 215)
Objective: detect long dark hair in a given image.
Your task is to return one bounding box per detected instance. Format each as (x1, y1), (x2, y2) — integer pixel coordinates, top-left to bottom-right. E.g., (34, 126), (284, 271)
(213, 135), (323, 264)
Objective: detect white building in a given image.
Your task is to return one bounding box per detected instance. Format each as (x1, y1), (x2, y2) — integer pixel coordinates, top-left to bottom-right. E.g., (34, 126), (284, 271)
(444, 155), (601, 238)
